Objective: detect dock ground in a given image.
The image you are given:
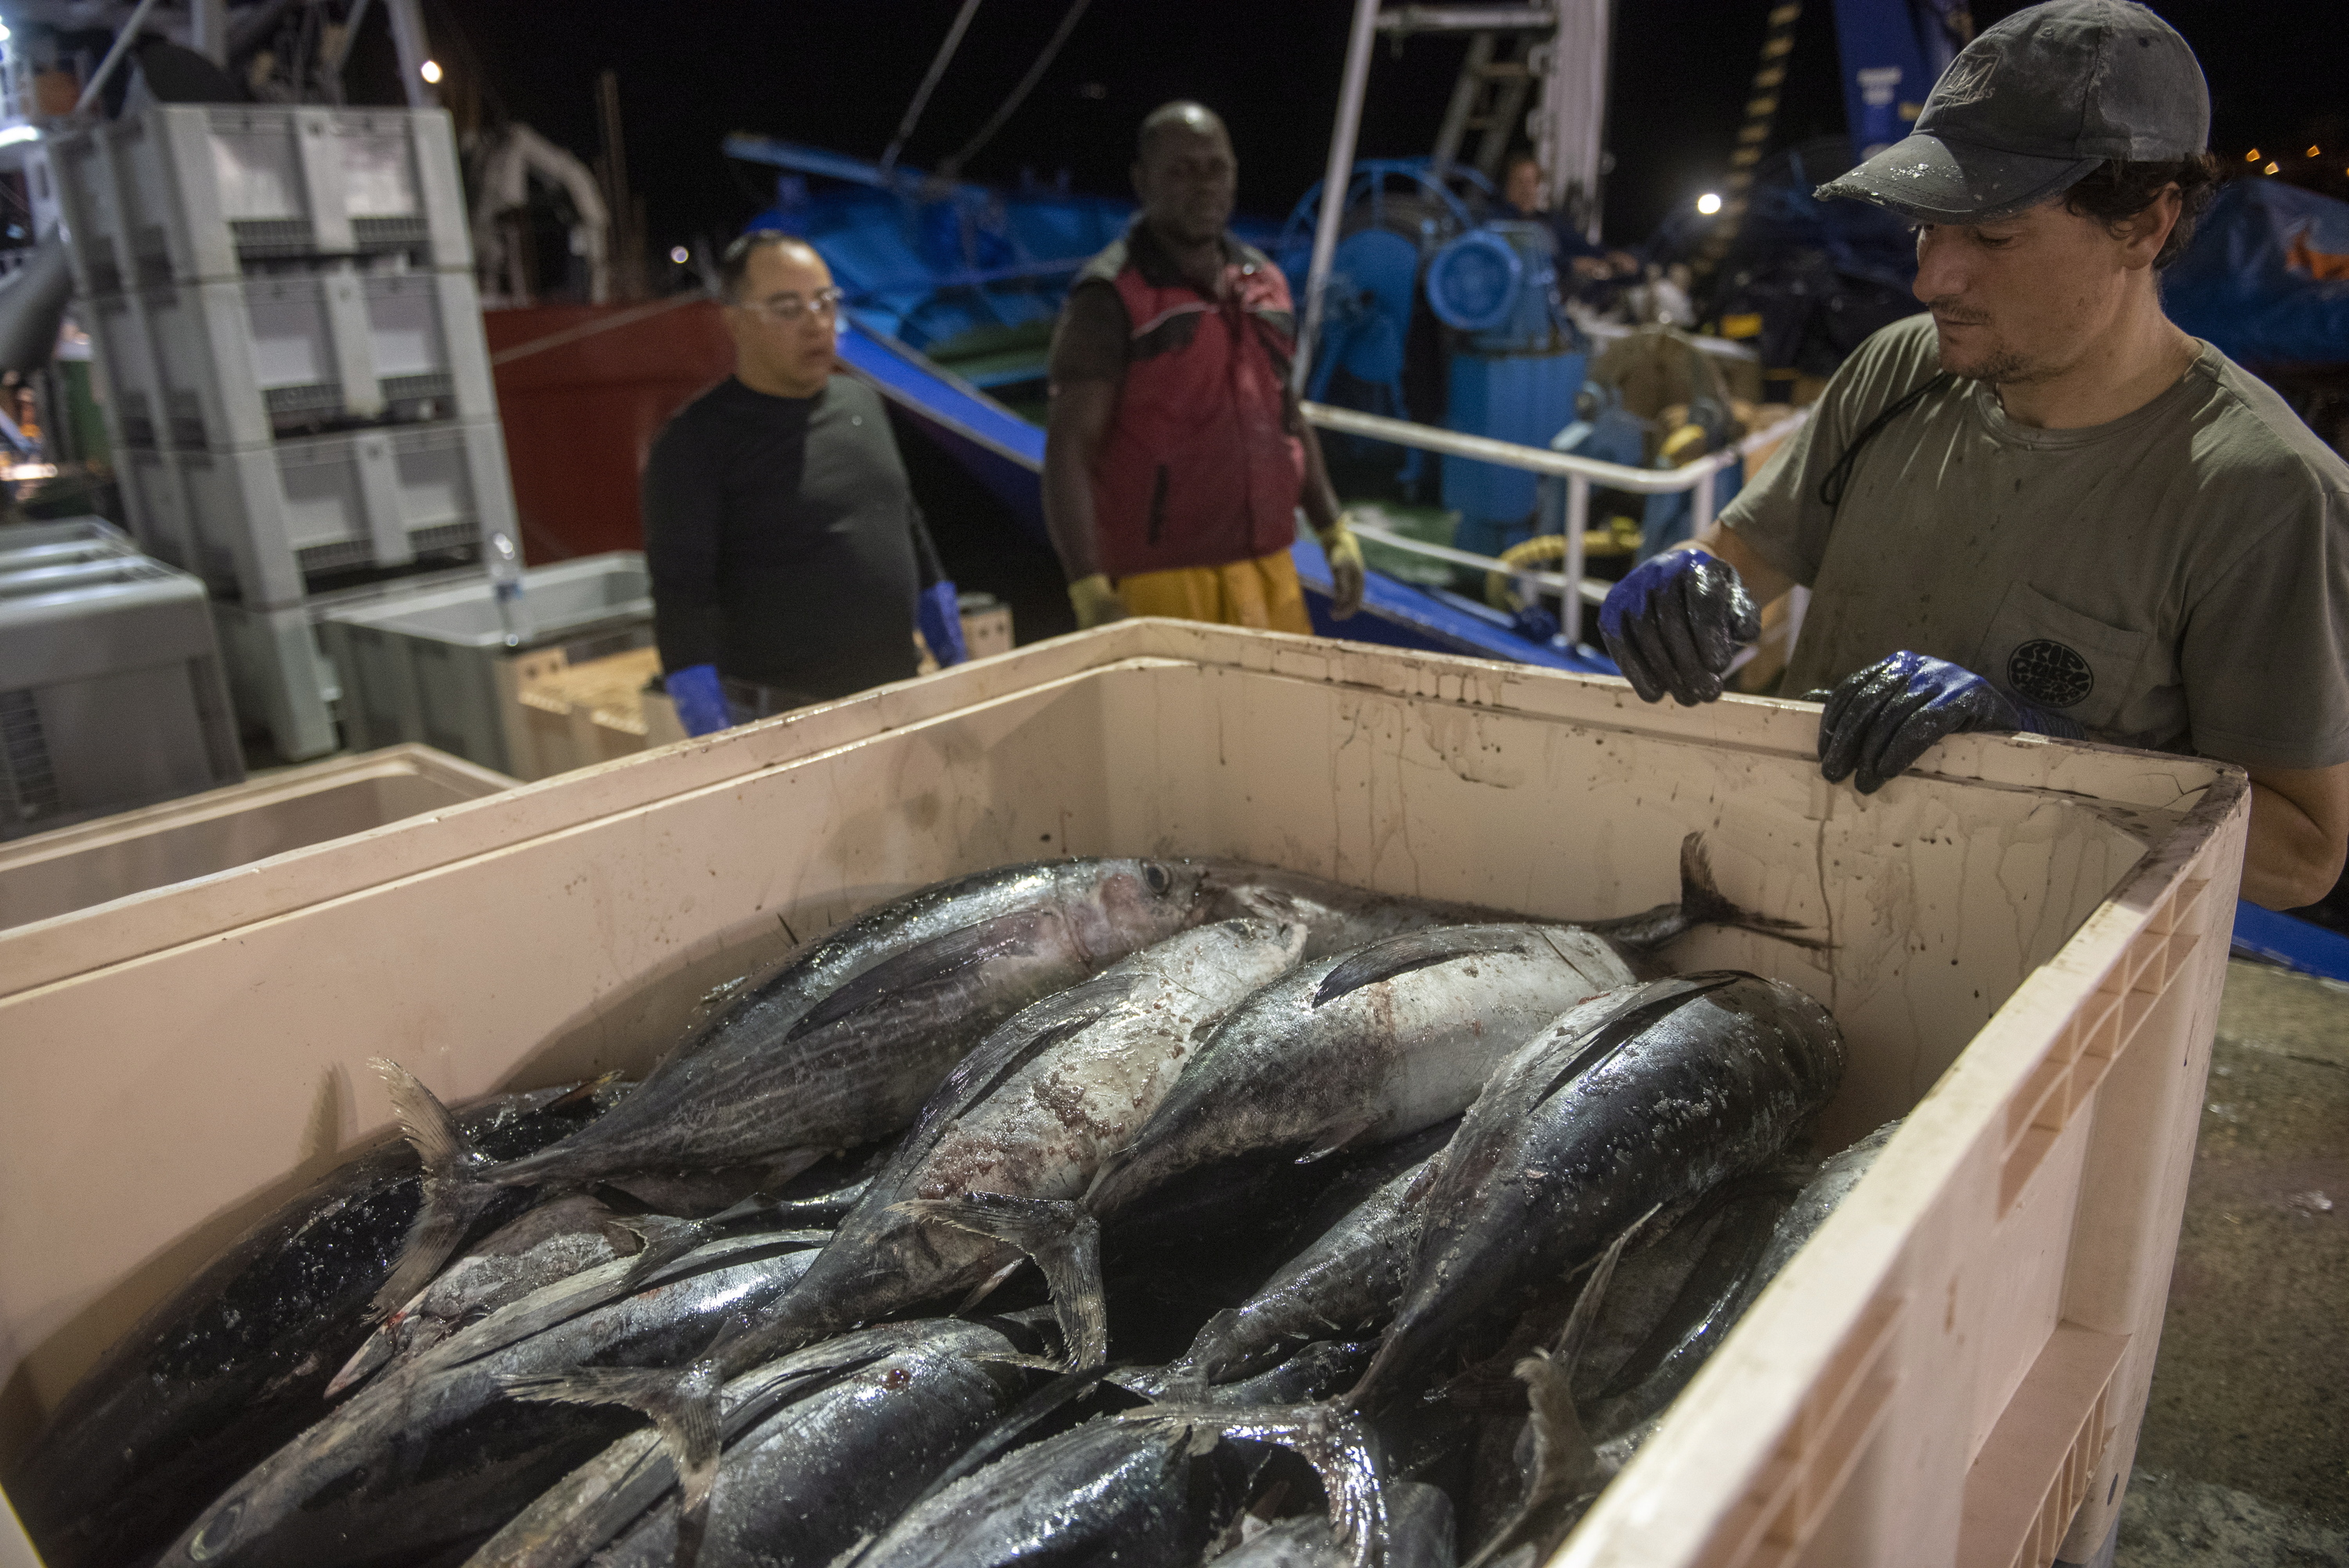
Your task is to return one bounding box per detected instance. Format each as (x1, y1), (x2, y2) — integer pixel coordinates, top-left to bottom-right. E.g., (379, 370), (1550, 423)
(2117, 960), (2349, 1566)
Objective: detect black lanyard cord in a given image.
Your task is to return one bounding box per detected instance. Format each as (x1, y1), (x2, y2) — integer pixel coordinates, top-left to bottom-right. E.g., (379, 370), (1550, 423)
(1817, 372), (1954, 510)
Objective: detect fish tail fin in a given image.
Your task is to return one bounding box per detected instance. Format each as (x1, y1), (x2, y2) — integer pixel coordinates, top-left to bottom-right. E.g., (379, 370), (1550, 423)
(1462, 1215), (1650, 1568)
(1675, 833), (1828, 952)
(500, 1363), (724, 1566)
(368, 1058), (503, 1317)
(1128, 1403), (1387, 1568)
(893, 1193), (1107, 1370)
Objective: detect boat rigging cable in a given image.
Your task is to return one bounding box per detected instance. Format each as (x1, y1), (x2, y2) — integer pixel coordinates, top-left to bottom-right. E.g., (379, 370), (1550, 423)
(879, 0), (987, 175)
(937, 0), (1095, 181)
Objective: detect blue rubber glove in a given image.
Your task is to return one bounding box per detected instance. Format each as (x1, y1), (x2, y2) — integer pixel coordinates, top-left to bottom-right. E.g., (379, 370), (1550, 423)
(918, 579), (969, 667)
(666, 663), (731, 738)
(1597, 549), (1759, 705)
(1813, 651), (2085, 795)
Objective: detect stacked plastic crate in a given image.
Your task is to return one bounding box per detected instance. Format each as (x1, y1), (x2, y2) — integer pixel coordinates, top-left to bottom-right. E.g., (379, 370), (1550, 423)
(52, 104), (518, 760)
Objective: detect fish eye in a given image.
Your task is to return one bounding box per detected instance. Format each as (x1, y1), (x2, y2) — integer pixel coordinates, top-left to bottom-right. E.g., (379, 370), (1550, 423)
(1143, 863), (1172, 895)
(190, 1500), (244, 1559)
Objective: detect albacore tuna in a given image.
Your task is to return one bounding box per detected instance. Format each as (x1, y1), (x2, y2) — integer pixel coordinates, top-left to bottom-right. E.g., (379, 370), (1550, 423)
(370, 858), (1218, 1311)
(1088, 837), (1817, 1220)
(499, 918), (1309, 1555)
(1351, 972), (1845, 1415)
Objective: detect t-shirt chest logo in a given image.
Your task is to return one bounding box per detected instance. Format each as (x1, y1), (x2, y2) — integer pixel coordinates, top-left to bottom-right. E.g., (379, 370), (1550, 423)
(2008, 639), (2094, 708)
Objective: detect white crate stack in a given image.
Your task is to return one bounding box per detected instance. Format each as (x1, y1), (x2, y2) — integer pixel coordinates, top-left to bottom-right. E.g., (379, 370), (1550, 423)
(55, 104), (518, 761)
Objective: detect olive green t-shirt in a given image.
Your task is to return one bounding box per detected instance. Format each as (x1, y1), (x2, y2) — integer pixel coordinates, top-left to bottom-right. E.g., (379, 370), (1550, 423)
(1720, 313), (2349, 770)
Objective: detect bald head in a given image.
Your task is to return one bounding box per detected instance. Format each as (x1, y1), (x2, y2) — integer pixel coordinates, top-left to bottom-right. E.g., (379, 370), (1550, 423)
(1138, 101), (1229, 164)
(1132, 101), (1236, 248)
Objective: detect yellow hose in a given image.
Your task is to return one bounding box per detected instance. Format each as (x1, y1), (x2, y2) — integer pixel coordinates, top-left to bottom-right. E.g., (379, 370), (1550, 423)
(1483, 521), (1640, 610)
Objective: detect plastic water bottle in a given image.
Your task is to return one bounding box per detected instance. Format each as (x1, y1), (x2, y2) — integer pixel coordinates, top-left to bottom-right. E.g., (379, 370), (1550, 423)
(488, 530), (528, 648)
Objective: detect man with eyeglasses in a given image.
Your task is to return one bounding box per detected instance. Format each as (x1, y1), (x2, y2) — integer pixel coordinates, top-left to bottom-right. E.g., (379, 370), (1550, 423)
(642, 232), (967, 736)
(1044, 100), (1367, 634)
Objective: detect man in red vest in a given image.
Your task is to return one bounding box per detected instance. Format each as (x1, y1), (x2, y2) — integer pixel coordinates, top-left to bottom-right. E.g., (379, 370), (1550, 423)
(1043, 101), (1366, 633)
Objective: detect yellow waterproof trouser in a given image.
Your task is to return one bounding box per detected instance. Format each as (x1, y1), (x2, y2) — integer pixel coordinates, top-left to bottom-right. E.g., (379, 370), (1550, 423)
(1115, 548), (1313, 635)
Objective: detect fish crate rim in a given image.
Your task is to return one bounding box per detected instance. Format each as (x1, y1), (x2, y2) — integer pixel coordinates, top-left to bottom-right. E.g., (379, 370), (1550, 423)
(0, 619), (2235, 999)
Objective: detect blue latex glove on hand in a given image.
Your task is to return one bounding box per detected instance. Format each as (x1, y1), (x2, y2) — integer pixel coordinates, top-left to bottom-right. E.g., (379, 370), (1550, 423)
(918, 579), (969, 667)
(667, 663), (731, 738)
(1813, 651), (2084, 795)
(1597, 550), (1760, 705)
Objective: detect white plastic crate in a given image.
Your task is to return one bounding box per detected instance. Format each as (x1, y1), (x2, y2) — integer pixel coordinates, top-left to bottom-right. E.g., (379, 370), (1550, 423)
(0, 554), (244, 839)
(0, 623), (2249, 1568)
(0, 744), (516, 932)
(52, 104), (470, 294)
(121, 418), (518, 608)
(210, 599), (338, 761)
(91, 269), (495, 449)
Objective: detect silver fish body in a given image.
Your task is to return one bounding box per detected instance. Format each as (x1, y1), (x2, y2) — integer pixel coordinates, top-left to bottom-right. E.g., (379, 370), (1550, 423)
(1177, 1148), (1445, 1386)
(5, 1080), (625, 1568)
(716, 918), (1309, 1368)
(1353, 973), (1845, 1415)
(474, 1319), (1041, 1568)
(329, 1192), (638, 1397)
(154, 1231), (829, 1568)
(852, 1342), (1375, 1568)
(373, 860), (1212, 1316)
(493, 858), (1214, 1184)
(1088, 925), (1633, 1217)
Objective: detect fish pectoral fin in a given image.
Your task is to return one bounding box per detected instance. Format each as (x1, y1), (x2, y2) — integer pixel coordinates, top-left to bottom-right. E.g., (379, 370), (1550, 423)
(608, 1213), (709, 1291)
(954, 1256), (1029, 1314)
(1545, 1207), (1653, 1375)
(1124, 1403), (1387, 1568)
(367, 1058), (502, 1318)
(893, 1193), (1108, 1371)
(1294, 1113), (1382, 1165)
(500, 1362), (727, 1563)
(322, 1314), (407, 1399)
(1460, 1217), (1651, 1568)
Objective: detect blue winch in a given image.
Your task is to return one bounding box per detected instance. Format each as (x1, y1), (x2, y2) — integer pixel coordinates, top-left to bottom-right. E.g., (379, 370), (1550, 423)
(1423, 222), (1589, 558)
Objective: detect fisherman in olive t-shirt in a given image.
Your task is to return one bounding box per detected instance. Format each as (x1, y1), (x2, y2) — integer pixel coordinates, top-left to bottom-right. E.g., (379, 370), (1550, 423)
(1596, 0), (2349, 910)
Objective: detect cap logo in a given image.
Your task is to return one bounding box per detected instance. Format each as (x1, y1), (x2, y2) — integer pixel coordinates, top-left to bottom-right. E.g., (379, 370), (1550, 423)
(1932, 51), (1997, 109)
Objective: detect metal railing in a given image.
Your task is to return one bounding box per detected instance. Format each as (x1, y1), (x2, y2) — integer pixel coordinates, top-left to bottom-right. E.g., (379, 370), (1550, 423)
(1300, 401), (1810, 643)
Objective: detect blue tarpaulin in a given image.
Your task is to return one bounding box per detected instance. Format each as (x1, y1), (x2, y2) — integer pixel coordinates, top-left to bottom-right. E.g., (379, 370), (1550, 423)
(2164, 179), (2349, 366)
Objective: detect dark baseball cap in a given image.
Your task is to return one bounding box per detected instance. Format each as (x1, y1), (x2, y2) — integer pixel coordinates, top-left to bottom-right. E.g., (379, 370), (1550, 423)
(1816, 0), (2210, 223)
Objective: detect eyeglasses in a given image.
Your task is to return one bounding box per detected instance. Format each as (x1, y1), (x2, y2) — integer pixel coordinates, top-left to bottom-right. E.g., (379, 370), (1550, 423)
(737, 289), (843, 326)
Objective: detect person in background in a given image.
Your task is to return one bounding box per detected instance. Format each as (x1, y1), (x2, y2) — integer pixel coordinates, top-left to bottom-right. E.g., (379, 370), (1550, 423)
(1498, 150), (1640, 290)
(1595, 0), (2349, 910)
(643, 232), (966, 737)
(1043, 100), (1366, 633)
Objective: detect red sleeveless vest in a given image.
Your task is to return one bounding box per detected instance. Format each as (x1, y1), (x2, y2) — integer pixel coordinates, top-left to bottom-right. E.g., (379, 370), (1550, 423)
(1081, 225), (1306, 577)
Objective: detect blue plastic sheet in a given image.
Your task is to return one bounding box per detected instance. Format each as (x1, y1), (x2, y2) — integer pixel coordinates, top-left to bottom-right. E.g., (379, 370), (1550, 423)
(2164, 180), (2349, 366)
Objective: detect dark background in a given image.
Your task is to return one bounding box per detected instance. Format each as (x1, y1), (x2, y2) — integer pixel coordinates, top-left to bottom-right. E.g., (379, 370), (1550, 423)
(434, 0), (2337, 256)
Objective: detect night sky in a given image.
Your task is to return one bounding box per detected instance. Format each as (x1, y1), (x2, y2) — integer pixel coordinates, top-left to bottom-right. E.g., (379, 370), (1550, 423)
(439, 0), (2337, 260)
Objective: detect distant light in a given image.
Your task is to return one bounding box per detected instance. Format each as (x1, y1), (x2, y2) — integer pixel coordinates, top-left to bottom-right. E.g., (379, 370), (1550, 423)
(669, 245), (689, 265)
(1697, 191), (1723, 215)
(0, 125), (36, 149)
(0, 22), (12, 41)
(2309, 146), (2323, 157)
(420, 59), (443, 84)
(2265, 161), (2279, 175)
(2244, 148), (2260, 161)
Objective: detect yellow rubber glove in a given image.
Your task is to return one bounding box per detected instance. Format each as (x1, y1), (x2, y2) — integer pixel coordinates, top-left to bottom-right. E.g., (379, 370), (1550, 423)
(1317, 515), (1366, 621)
(1067, 573), (1129, 630)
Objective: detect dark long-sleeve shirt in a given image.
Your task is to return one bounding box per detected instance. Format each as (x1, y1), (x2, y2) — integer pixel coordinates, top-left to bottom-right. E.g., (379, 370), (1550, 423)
(641, 373), (941, 704)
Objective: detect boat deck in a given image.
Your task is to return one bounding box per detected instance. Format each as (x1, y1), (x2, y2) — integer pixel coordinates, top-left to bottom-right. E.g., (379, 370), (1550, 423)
(2117, 959), (2349, 1564)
